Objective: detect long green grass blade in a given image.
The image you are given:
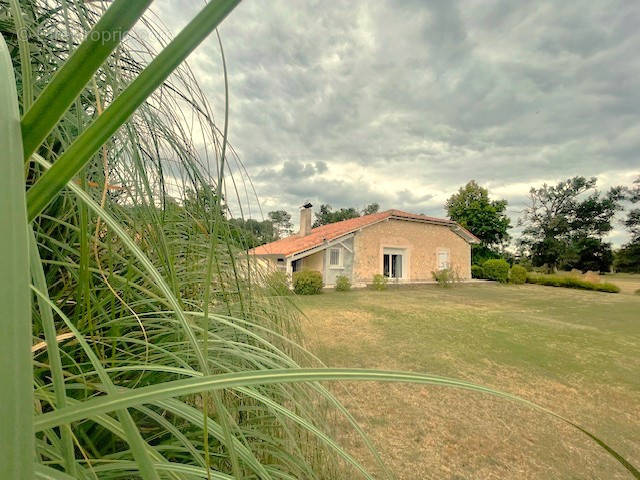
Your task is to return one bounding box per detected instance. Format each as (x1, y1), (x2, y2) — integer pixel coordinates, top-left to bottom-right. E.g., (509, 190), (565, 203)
(29, 232), (76, 476)
(20, 0), (153, 159)
(31, 286), (161, 480)
(34, 464), (78, 480)
(26, 0), (241, 221)
(0, 32), (33, 480)
(32, 367), (640, 478)
(32, 153), (210, 373)
(9, 0), (33, 110)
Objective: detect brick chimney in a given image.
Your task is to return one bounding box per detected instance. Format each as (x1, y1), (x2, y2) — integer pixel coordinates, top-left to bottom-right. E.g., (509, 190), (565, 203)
(298, 202), (313, 236)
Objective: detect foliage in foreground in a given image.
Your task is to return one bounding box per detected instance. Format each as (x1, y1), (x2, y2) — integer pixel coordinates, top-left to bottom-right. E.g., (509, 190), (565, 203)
(526, 273), (620, 293)
(265, 270), (292, 295)
(1, 1), (638, 479)
(0, 1), (357, 478)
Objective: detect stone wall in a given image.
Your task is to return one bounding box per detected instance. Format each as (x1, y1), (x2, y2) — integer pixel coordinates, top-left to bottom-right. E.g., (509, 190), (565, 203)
(352, 218), (471, 282)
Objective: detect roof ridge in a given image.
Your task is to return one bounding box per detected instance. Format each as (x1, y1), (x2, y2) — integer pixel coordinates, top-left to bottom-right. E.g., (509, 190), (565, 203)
(250, 208), (478, 256)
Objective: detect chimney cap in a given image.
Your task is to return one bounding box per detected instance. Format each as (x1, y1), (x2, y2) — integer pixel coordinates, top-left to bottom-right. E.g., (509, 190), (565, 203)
(301, 202), (313, 209)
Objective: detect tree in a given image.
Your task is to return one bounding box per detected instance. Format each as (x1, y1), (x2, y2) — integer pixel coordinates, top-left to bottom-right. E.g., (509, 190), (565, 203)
(615, 176), (640, 272)
(564, 236), (614, 272)
(445, 181), (511, 263)
(518, 177), (623, 271)
(268, 210), (293, 239)
(614, 242), (640, 273)
(313, 204), (361, 227)
(362, 203), (380, 215)
(623, 176), (640, 242)
(312, 202), (381, 227)
(229, 218), (276, 248)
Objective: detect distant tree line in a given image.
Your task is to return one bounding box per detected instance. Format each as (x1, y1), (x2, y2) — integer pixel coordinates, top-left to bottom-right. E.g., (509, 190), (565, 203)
(188, 175), (640, 273)
(312, 203), (380, 227)
(177, 188), (295, 249)
(228, 210), (294, 248)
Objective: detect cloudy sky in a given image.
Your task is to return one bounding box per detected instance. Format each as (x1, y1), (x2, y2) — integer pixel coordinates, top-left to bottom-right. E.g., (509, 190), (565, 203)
(157, 0), (639, 245)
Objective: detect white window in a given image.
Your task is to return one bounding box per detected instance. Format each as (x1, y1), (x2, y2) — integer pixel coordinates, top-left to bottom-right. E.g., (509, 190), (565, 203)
(437, 250), (450, 270)
(329, 248), (342, 268)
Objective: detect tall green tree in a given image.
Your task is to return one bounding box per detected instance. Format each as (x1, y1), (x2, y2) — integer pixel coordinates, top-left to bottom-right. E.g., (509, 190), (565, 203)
(445, 180), (511, 263)
(623, 176), (640, 241)
(518, 177), (623, 271)
(362, 202), (380, 215)
(615, 176), (640, 272)
(268, 209), (293, 238)
(229, 218), (276, 248)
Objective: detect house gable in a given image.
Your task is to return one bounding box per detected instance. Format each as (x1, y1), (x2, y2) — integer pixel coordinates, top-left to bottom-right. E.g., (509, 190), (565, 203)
(352, 217), (472, 282)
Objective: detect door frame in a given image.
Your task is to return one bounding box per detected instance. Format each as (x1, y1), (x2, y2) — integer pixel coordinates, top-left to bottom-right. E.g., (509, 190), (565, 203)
(379, 245), (410, 280)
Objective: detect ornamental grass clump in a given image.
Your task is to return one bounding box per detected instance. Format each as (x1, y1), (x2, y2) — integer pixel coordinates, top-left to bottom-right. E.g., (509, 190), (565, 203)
(371, 273), (388, 290)
(265, 270), (291, 295)
(0, 1), (637, 479)
(432, 268), (458, 287)
(526, 273), (620, 293)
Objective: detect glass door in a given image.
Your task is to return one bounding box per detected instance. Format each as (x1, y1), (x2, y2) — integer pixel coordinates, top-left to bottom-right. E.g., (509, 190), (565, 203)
(383, 253), (403, 278)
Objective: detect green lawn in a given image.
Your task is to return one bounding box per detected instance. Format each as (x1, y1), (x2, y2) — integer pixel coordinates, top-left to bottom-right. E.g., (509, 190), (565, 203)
(296, 282), (640, 479)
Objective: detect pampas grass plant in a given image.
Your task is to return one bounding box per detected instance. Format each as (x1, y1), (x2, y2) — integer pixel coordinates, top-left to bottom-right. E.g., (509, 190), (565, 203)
(0, 1), (637, 479)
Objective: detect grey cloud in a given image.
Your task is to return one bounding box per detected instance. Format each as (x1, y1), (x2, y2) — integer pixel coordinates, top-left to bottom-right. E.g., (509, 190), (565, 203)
(156, 0), (640, 244)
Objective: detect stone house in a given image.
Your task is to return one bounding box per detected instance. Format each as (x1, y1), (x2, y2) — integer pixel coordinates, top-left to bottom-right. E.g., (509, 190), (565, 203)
(251, 204), (479, 286)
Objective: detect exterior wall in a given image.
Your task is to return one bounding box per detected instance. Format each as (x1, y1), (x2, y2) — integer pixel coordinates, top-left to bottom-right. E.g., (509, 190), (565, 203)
(257, 255), (282, 271)
(300, 250), (324, 273)
(352, 219), (471, 283)
(322, 237), (354, 286)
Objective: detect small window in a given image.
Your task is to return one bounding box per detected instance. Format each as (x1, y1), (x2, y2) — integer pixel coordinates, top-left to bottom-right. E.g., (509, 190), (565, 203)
(437, 250), (450, 270)
(329, 248), (342, 267)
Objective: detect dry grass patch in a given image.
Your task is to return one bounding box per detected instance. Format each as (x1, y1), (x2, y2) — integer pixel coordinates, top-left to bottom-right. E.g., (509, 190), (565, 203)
(297, 284), (640, 479)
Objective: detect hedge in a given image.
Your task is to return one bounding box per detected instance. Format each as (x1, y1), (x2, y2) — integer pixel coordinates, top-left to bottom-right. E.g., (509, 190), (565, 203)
(471, 265), (484, 279)
(482, 259), (509, 283)
(292, 270), (324, 295)
(509, 265), (527, 284)
(526, 273), (620, 293)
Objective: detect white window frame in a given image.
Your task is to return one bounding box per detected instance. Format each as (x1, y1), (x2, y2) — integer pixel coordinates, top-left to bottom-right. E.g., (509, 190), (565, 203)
(436, 248), (450, 271)
(382, 246), (408, 280)
(328, 247), (343, 269)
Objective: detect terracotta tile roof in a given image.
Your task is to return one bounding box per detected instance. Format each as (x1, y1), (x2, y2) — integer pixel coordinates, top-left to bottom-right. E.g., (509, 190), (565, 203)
(250, 209), (480, 257)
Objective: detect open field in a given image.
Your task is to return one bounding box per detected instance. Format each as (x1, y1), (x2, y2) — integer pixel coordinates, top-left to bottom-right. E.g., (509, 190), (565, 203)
(296, 282), (640, 479)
